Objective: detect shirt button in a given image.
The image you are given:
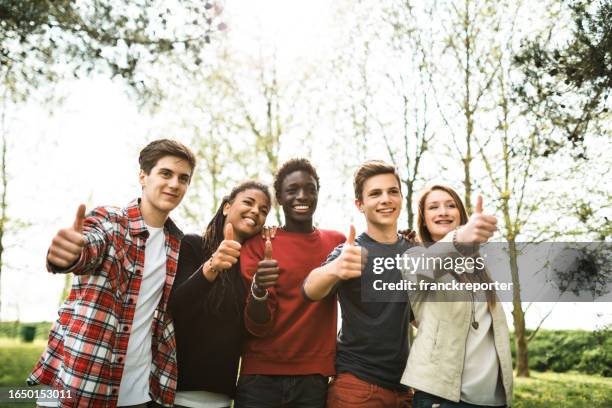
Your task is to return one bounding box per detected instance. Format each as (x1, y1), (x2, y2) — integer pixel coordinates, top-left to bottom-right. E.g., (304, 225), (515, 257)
(112, 389), (117, 394)
(118, 357), (123, 363)
(127, 298), (134, 304)
(123, 326), (129, 332)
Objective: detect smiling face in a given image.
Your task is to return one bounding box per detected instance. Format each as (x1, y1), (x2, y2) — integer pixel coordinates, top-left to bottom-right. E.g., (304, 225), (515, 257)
(423, 189), (461, 242)
(278, 170), (318, 231)
(139, 155), (192, 225)
(223, 188), (270, 242)
(357, 173), (402, 231)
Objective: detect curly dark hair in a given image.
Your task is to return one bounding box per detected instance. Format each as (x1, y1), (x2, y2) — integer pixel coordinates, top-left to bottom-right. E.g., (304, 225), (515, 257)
(272, 158), (320, 202)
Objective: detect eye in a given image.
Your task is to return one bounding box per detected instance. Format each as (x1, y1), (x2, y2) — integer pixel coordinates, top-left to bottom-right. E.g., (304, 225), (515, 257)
(179, 175), (190, 184)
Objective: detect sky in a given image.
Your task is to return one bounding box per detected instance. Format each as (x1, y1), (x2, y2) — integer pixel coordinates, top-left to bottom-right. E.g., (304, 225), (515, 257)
(1, 0), (610, 331)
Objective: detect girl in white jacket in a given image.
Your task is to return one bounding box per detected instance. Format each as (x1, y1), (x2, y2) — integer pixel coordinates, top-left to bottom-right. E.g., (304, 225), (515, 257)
(401, 185), (513, 407)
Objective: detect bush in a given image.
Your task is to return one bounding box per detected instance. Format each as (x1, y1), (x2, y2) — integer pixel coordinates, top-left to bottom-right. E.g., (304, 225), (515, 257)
(510, 328), (611, 377)
(0, 321), (52, 341)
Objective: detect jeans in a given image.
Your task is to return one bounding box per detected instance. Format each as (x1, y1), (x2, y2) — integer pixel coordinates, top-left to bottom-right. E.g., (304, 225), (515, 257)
(413, 391), (506, 408)
(234, 374), (328, 408)
(326, 372), (413, 408)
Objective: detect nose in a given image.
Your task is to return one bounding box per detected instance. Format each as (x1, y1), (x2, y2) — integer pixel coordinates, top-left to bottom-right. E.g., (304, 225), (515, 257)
(168, 176), (179, 189)
(439, 205), (449, 215)
(381, 191), (391, 203)
(296, 188), (307, 201)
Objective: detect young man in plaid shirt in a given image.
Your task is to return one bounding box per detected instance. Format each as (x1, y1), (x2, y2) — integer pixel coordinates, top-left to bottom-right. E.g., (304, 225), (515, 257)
(28, 139), (196, 408)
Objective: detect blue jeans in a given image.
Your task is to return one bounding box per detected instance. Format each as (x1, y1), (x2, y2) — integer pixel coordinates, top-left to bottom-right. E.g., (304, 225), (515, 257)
(413, 391), (506, 408)
(234, 374), (328, 408)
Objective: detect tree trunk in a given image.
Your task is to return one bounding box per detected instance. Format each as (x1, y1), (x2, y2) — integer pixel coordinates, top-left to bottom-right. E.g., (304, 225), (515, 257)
(508, 238), (530, 377)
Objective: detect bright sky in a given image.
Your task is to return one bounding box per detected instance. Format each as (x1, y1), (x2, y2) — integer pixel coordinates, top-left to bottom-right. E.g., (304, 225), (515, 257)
(1, 0), (610, 331)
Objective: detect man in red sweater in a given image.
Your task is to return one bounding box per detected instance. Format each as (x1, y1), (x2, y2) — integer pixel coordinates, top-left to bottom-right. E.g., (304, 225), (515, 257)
(236, 158), (345, 408)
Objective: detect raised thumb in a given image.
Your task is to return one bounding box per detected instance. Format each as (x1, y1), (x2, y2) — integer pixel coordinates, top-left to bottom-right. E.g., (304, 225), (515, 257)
(264, 239), (272, 260)
(73, 204), (86, 233)
(224, 223), (234, 241)
(474, 194), (483, 214)
(347, 224), (356, 245)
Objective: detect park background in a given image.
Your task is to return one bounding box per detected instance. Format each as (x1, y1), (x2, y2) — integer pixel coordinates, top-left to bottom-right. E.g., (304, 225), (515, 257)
(0, 0), (610, 406)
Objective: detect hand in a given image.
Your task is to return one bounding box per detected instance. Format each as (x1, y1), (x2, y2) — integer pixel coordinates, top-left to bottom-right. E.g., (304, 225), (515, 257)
(260, 226), (278, 240)
(398, 228), (416, 243)
(455, 195), (497, 244)
(47, 204), (87, 269)
(335, 225), (366, 280)
(253, 235), (280, 294)
(211, 223), (241, 271)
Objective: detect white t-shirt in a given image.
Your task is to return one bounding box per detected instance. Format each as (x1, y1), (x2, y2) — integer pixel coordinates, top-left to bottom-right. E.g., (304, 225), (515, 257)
(174, 390), (231, 408)
(117, 225), (167, 406)
(460, 293), (506, 406)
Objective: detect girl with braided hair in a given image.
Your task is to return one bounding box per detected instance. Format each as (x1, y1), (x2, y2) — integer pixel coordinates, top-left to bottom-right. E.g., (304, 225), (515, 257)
(168, 181), (271, 408)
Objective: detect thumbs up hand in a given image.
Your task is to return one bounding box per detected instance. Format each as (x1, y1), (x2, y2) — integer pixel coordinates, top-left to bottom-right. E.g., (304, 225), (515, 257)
(455, 195), (498, 244)
(211, 223), (242, 271)
(253, 233), (280, 294)
(335, 225), (366, 280)
(47, 204), (87, 269)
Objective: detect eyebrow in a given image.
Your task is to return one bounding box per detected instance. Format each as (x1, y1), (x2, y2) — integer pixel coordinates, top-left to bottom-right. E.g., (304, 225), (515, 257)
(285, 182), (316, 188)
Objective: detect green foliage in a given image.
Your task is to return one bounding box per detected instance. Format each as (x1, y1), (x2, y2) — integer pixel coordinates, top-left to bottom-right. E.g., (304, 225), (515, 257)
(0, 321), (52, 341)
(0, 0), (226, 101)
(510, 328), (612, 377)
(513, 0), (611, 159)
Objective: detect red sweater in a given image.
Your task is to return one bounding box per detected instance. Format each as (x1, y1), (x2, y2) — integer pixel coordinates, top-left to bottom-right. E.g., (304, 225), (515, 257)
(240, 228), (345, 376)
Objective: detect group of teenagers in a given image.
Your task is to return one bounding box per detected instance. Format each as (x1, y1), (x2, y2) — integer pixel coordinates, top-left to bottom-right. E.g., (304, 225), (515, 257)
(28, 139), (513, 408)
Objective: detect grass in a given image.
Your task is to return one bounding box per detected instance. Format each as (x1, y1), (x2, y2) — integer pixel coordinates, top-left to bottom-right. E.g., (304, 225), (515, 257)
(512, 371), (611, 407)
(0, 338), (611, 407)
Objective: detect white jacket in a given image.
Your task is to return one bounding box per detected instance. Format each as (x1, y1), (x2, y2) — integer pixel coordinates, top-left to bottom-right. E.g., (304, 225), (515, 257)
(400, 234), (513, 406)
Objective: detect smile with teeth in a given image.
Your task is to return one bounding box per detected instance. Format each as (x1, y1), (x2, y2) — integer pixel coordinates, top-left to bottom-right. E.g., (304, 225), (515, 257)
(435, 219), (453, 224)
(243, 216), (257, 227)
(377, 208), (395, 214)
(293, 205), (310, 212)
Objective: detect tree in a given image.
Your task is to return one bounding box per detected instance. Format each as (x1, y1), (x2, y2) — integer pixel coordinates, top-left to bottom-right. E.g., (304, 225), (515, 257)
(513, 0), (611, 159)
(329, 0), (434, 228)
(1, 0), (226, 102)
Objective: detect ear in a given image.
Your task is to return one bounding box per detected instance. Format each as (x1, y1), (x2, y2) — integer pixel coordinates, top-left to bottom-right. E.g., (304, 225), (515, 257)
(222, 201), (231, 217)
(354, 198), (364, 213)
(139, 169), (146, 188)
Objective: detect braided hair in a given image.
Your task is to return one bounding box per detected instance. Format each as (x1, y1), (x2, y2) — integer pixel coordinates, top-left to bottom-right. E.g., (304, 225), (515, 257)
(202, 180), (271, 315)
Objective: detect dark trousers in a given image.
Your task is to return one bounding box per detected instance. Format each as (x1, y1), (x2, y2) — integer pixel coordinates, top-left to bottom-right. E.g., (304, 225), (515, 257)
(413, 391), (506, 408)
(234, 374), (328, 408)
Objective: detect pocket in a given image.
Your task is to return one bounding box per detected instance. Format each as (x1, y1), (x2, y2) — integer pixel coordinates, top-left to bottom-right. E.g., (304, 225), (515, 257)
(329, 374), (373, 404)
(306, 374), (329, 391)
(413, 391), (438, 408)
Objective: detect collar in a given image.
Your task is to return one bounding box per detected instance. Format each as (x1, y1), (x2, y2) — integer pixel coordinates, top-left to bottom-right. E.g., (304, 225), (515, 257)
(126, 199), (184, 240)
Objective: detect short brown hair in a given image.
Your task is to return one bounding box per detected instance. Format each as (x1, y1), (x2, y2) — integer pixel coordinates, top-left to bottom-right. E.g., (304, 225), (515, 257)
(139, 139), (196, 175)
(353, 160), (402, 201)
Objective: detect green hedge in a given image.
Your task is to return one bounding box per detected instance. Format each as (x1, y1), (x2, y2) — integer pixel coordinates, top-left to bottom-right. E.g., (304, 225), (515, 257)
(1, 323), (610, 377)
(510, 328), (611, 377)
(0, 321), (52, 341)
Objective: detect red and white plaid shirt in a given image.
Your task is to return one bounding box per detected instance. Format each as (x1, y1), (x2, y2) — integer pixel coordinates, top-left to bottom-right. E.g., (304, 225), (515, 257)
(28, 199), (182, 407)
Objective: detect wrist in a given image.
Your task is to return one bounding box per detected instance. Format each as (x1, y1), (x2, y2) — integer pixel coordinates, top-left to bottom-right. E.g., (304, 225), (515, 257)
(203, 258), (220, 282)
(453, 228), (478, 256)
(251, 280), (269, 301)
